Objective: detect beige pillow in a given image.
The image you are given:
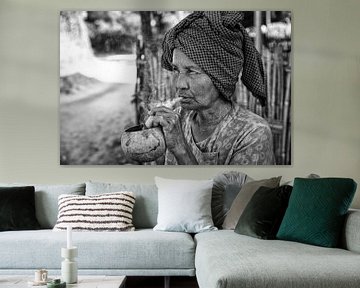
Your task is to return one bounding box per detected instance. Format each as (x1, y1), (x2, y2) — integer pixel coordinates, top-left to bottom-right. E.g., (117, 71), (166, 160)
(222, 176), (281, 230)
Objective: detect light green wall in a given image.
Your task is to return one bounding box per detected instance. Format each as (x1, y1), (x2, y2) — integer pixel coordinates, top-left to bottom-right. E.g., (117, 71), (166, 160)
(0, 0), (359, 208)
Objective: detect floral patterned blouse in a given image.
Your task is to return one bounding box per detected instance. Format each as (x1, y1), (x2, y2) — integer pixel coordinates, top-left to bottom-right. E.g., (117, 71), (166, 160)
(165, 105), (275, 165)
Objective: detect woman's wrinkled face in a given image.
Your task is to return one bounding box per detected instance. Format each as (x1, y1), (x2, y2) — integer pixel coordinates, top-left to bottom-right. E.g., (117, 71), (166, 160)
(172, 49), (220, 111)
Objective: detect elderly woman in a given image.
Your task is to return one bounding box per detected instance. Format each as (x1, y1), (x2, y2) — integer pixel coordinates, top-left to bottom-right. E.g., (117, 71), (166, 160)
(146, 11), (275, 165)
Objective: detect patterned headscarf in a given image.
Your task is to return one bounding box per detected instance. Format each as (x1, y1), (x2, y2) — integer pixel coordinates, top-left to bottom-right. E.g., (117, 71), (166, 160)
(162, 11), (267, 105)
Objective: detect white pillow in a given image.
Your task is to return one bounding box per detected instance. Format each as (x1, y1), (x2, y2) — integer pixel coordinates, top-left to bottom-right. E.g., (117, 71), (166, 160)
(153, 177), (217, 233)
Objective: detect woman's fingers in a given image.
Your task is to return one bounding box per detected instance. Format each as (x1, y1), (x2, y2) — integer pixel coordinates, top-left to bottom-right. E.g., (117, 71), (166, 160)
(147, 115), (170, 128)
(149, 106), (174, 114)
(144, 112), (172, 128)
(144, 116), (154, 128)
(147, 106), (179, 126)
(144, 105), (185, 153)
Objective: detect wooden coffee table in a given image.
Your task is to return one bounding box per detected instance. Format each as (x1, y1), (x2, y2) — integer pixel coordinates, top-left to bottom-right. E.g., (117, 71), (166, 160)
(0, 275), (126, 288)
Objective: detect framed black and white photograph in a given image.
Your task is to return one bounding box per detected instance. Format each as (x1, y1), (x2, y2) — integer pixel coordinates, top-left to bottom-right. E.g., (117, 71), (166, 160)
(60, 11), (292, 165)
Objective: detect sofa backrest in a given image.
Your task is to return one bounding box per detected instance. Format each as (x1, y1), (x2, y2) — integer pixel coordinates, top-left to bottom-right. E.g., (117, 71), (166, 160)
(0, 182), (86, 228)
(85, 181), (158, 229)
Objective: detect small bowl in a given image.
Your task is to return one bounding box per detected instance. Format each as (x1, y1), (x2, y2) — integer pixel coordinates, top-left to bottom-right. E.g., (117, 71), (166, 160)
(121, 125), (166, 163)
(47, 279), (66, 288)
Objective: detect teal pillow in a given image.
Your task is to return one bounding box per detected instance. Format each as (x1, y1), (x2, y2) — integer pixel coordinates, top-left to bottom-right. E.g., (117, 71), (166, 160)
(277, 178), (357, 247)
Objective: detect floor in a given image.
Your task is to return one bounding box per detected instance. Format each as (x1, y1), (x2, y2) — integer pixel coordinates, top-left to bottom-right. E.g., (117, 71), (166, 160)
(126, 276), (199, 288)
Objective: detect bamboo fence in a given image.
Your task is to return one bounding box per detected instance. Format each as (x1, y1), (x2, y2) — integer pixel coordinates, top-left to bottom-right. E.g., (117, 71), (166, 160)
(234, 41), (291, 164)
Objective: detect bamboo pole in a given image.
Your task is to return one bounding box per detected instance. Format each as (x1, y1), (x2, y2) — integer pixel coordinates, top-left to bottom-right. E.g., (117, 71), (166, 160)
(276, 50), (282, 120)
(254, 11), (262, 54)
(280, 54), (284, 120)
(266, 11), (271, 25)
(152, 55), (157, 100)
(271, 54), (277, 121)
(155, 50), (160, 101)
(282, 65), (291, 164)
(266, 49), (272, 119)
(242, 84), (248, 108)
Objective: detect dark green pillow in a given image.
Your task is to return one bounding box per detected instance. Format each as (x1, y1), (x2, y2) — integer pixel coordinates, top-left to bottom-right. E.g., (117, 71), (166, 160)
(234, 185), (292, 239)
(0, 186), (41, 231)
(276, 178), (357, 247)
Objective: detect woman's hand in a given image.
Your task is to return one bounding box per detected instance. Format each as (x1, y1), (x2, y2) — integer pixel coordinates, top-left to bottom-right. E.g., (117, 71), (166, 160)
(145, 106), (184, 152)
(144, 106), (198, 164)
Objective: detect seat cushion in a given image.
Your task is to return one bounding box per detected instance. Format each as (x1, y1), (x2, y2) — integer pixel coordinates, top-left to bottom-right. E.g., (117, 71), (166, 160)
(0, 229), (195, 271)
(195, 230), (360, 288)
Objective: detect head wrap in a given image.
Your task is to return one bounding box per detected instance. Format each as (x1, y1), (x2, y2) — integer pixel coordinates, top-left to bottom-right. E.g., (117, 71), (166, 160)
(161, 11), (267, 105)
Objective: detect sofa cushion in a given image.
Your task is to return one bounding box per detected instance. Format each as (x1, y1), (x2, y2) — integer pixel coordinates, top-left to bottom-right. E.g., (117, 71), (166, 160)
(153, 177), (216, 233)
(0, 183), (86, 229)
(277, 178), (357, 247)
(0, 186), (40, 231)
(53, 192), (136, 232)
(222, 176), (281, 229)
(212, 171), (252, 228)
(342, 209), (360, 253)
(0, 229), (195, 272)
(195, 230), (360, 288)
(86, 181), (158, 229)
(234, 185), (292, 239)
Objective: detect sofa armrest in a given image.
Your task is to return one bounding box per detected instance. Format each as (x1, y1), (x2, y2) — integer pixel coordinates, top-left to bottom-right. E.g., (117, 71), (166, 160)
(342, 209), (360, 253)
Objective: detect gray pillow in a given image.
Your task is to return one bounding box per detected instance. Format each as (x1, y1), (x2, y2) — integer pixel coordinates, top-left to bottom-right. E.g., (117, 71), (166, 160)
(212, 171), (252, 228)
(222, 176), (281, 230)
(86, 181), (158, 229)
(153, 177), (217, 233)
(283, 173), (320, 186)
(0, 183), (85, 228)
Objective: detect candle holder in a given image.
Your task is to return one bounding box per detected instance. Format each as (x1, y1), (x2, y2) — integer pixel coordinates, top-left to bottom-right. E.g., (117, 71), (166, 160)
(61, 247), (78, 284)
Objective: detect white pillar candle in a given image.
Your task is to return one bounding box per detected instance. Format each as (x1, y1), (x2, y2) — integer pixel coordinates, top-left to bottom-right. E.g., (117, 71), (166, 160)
(67, 225), (72, 249)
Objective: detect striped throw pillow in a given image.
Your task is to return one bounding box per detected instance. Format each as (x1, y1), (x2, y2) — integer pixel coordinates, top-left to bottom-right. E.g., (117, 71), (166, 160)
(53, 192), (136, 231)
